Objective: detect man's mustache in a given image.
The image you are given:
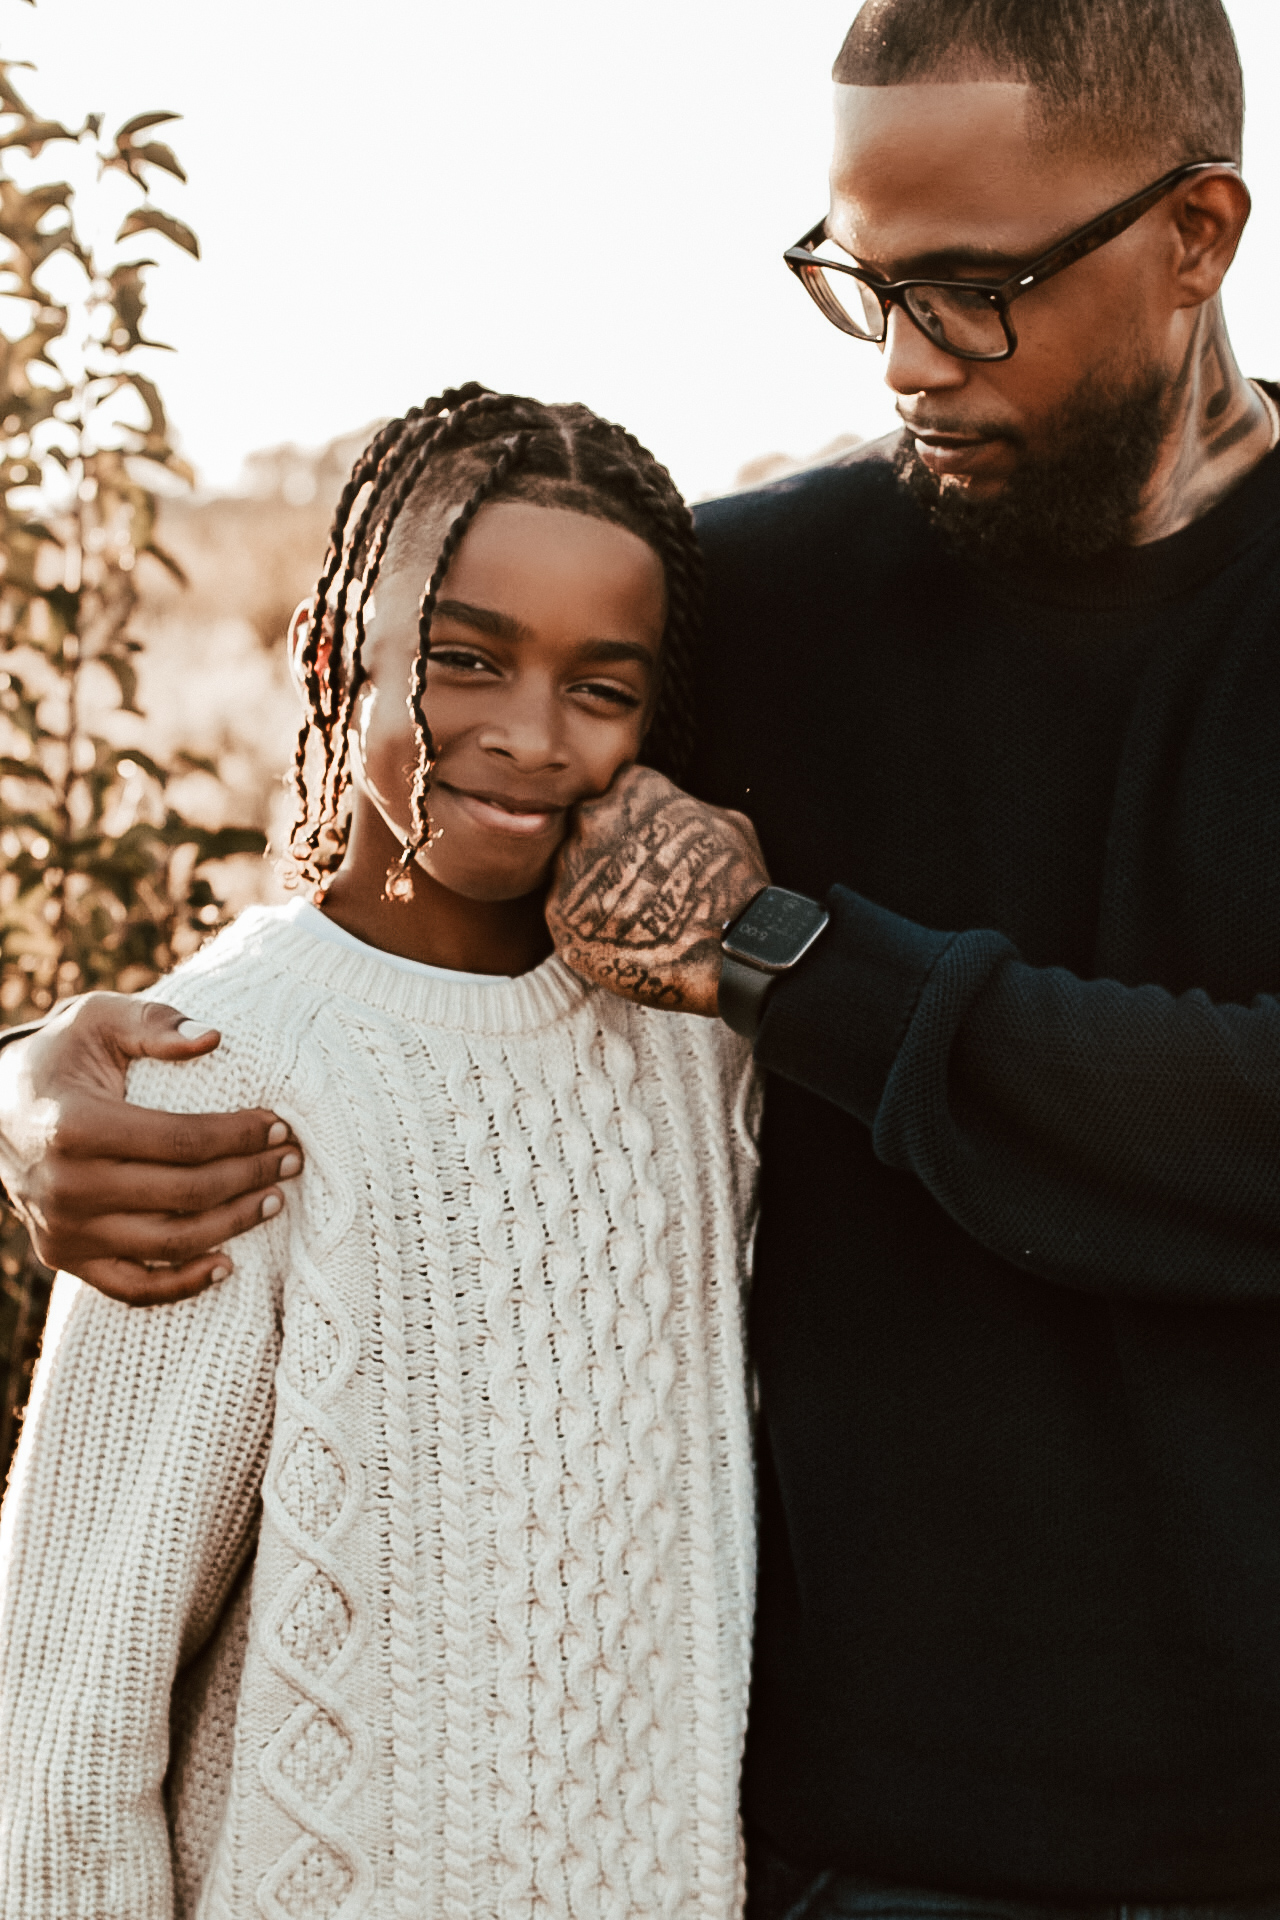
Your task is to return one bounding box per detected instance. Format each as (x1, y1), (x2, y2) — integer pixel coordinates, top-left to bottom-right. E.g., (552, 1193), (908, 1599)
(896, 409), (1024, 448)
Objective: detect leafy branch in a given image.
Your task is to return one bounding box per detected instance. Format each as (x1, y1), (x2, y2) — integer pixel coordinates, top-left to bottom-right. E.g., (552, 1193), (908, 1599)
(0, 31), (266, 1472)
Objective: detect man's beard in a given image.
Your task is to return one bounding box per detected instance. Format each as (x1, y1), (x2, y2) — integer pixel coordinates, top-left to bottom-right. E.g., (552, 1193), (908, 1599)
(894, 364), (1172, 566)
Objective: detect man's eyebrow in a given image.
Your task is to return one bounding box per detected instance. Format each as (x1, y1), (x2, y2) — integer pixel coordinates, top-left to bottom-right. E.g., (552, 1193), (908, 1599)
(830, 229), (1022, 280)
(899, 247), (1020, 277)
(855, 246), (1021, 281)
(432, 598), (529, 641)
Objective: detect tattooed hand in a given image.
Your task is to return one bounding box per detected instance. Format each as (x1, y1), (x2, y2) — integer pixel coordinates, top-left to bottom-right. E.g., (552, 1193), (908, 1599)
(546, 764), (770, 1016)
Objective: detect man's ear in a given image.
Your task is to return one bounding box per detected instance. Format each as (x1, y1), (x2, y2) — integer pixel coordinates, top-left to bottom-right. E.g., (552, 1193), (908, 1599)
(1171, 169), (1251, 307)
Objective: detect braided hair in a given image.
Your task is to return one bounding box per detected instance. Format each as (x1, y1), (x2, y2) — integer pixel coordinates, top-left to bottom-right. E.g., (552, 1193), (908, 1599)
(287, 381), (703, 901)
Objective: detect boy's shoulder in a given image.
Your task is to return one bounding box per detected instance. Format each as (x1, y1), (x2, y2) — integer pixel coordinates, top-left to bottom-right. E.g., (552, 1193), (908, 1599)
(129, 905), (329, 1118)
(147, 902), (306, 1003)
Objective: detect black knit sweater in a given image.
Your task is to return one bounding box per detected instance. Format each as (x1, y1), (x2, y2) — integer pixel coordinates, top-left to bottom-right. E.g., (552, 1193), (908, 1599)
(691, 419), (1280, 1901)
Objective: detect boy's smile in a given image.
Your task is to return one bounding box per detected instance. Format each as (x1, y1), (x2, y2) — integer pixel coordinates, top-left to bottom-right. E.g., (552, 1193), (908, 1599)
(299, 498), (667, 977)
(431, 784), (565, 837)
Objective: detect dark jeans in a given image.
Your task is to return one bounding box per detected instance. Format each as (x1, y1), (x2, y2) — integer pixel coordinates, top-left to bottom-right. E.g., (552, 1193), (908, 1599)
(743, 1829), (1280, 1920)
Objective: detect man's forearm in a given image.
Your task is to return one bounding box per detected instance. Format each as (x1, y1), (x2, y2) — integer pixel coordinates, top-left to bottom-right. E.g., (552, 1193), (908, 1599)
(758, 884), (1280, 1304)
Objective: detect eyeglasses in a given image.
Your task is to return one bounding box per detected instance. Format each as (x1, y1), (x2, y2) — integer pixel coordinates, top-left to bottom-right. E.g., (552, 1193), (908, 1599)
(783, 160), (1239, 363)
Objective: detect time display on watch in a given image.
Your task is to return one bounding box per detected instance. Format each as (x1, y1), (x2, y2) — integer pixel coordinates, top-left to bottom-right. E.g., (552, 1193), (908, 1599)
(722, 887), (830, 973)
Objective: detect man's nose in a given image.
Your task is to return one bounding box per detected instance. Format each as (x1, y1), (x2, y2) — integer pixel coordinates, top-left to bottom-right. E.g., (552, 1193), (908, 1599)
(880, 303), (969, 399)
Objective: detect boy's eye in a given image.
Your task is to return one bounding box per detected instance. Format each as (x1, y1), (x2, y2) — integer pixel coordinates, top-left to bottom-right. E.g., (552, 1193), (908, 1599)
(574, 680), (642, 710)
(429, 647), (496, 675)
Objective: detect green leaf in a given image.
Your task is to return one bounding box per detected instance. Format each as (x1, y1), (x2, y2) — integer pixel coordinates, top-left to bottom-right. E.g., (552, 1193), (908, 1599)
(0, 119), (80, 154)
(114, 111), (181, 142)
(115, 206), (199, 260)
(110, 746), (166, 785)
(125, 141), (186, 183)
(119, 369), (167, 440)
(0, 755), (49, 783)
(97, 652), (140, 714)
(158, 820), (266, 862)
(197, 827), (267, 861)
(142, 539), (188, 583)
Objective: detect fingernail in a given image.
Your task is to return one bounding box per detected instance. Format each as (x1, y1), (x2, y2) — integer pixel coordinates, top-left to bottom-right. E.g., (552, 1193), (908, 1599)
(266, 1121), (289, 1147)
(279, 1151), (302, 1177)
(210, 1263), (231, 1282)
(260, 1193), (283, 1219)
(178, 1020), (214, 1040)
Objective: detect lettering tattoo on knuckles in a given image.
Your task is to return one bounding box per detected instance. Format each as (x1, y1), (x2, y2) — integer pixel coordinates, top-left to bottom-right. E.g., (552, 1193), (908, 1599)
(556, 793), (756, 956)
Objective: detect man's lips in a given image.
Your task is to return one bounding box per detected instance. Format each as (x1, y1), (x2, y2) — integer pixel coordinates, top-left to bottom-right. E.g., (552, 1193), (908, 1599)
(434, 782), (566, 837)
(903, 423), (1012, 477)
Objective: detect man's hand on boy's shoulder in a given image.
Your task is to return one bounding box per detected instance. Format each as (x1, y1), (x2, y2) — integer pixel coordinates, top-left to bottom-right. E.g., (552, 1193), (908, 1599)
(0, 992), (303, 1305)
(547, 764), (769, 1018)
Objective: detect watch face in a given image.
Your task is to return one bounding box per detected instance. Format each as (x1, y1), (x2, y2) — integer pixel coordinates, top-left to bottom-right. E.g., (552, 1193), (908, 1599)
(722, 887), (829, 971)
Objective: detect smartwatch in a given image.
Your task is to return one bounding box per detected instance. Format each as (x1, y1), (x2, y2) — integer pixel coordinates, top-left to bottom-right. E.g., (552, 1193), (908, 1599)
(718, 886), (830, 1041)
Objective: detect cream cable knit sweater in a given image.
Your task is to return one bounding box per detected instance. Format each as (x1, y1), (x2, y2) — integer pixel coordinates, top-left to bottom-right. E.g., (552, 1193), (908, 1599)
(0, 906), (760, 1920)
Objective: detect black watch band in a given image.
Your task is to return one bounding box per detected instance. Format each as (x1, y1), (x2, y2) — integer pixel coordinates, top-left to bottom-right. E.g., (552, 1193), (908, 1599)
(718, 886), (830, 1042)
(718, 950), (779, 1041)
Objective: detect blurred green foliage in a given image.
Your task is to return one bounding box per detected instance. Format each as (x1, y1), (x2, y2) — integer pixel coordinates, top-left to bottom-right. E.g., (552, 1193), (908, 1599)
(0, 27), (265, 1474)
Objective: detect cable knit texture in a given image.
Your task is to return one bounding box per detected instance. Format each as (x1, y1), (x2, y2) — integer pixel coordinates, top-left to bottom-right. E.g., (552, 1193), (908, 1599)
(0, 906), (760, 1920)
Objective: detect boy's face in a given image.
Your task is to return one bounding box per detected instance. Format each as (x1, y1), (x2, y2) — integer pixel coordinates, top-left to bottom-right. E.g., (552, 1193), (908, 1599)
(355, 500), (666, 904)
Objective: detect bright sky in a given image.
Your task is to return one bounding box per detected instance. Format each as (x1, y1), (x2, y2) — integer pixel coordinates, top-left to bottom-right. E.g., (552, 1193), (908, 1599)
(8, 0), (1280, 501)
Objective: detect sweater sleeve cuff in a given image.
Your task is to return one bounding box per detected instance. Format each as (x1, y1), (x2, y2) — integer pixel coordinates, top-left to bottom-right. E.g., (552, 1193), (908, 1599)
(754, 886), (955, 1125)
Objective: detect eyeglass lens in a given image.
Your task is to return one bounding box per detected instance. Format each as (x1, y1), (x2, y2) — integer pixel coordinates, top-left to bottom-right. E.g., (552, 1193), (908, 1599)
(901, 284), (1006, 356)
(801, 239), (1009, 357)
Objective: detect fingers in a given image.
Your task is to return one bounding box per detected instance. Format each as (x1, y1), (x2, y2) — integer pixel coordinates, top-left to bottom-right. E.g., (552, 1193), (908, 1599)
(52, 1095), (296, 1166)
(36, 1185), (286, 1276)
(73, 1252), (236, 1309)
(35, 1141), (302, 1223)
(577, 761), (676, 820)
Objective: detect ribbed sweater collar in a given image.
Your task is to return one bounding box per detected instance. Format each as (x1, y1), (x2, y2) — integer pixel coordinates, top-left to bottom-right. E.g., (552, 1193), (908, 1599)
(215, 905), (590, 1037)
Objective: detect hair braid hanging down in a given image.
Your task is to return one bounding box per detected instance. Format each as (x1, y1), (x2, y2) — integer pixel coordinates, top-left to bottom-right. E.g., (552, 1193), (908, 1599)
(287, 383), (703, 902)
(386, 432), (531, 900)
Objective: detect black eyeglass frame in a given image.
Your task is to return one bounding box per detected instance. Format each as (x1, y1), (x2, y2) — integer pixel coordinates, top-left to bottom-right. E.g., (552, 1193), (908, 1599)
(783, 159), (1240, 363)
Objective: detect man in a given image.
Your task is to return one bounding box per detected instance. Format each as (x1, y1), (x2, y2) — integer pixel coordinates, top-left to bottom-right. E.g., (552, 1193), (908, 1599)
(3, 0), (1280, 1909)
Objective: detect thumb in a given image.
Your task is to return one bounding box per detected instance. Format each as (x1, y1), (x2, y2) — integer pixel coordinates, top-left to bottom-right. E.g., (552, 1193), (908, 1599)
(71, 993), (223, 1076)
(132, 999), (223, 1062)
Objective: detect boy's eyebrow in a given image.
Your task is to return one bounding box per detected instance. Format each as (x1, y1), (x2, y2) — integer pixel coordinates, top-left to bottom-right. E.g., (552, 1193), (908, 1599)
(578, 639), (656, 668)
(432, 600), (655, 668)
(433, 598), (529, 641)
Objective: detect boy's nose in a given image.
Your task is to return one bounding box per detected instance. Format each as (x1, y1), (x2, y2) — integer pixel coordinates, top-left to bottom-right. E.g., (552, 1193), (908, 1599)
(479, 701), (570, 772)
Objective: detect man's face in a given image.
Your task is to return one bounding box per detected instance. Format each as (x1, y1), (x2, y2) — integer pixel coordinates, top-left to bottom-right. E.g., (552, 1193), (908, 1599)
(827, 82), (1184, 547)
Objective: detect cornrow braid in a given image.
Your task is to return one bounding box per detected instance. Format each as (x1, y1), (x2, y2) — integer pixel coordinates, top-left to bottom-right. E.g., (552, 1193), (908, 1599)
(287, 382), (704, 902)
(288, 404), (434, 864)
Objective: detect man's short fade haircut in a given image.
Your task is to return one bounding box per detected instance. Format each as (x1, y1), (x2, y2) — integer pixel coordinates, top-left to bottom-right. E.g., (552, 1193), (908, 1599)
(833, 0), (1243, 167)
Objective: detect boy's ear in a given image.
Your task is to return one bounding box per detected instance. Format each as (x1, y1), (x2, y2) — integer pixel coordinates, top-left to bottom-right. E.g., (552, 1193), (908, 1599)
(287, 598), (332, 694)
